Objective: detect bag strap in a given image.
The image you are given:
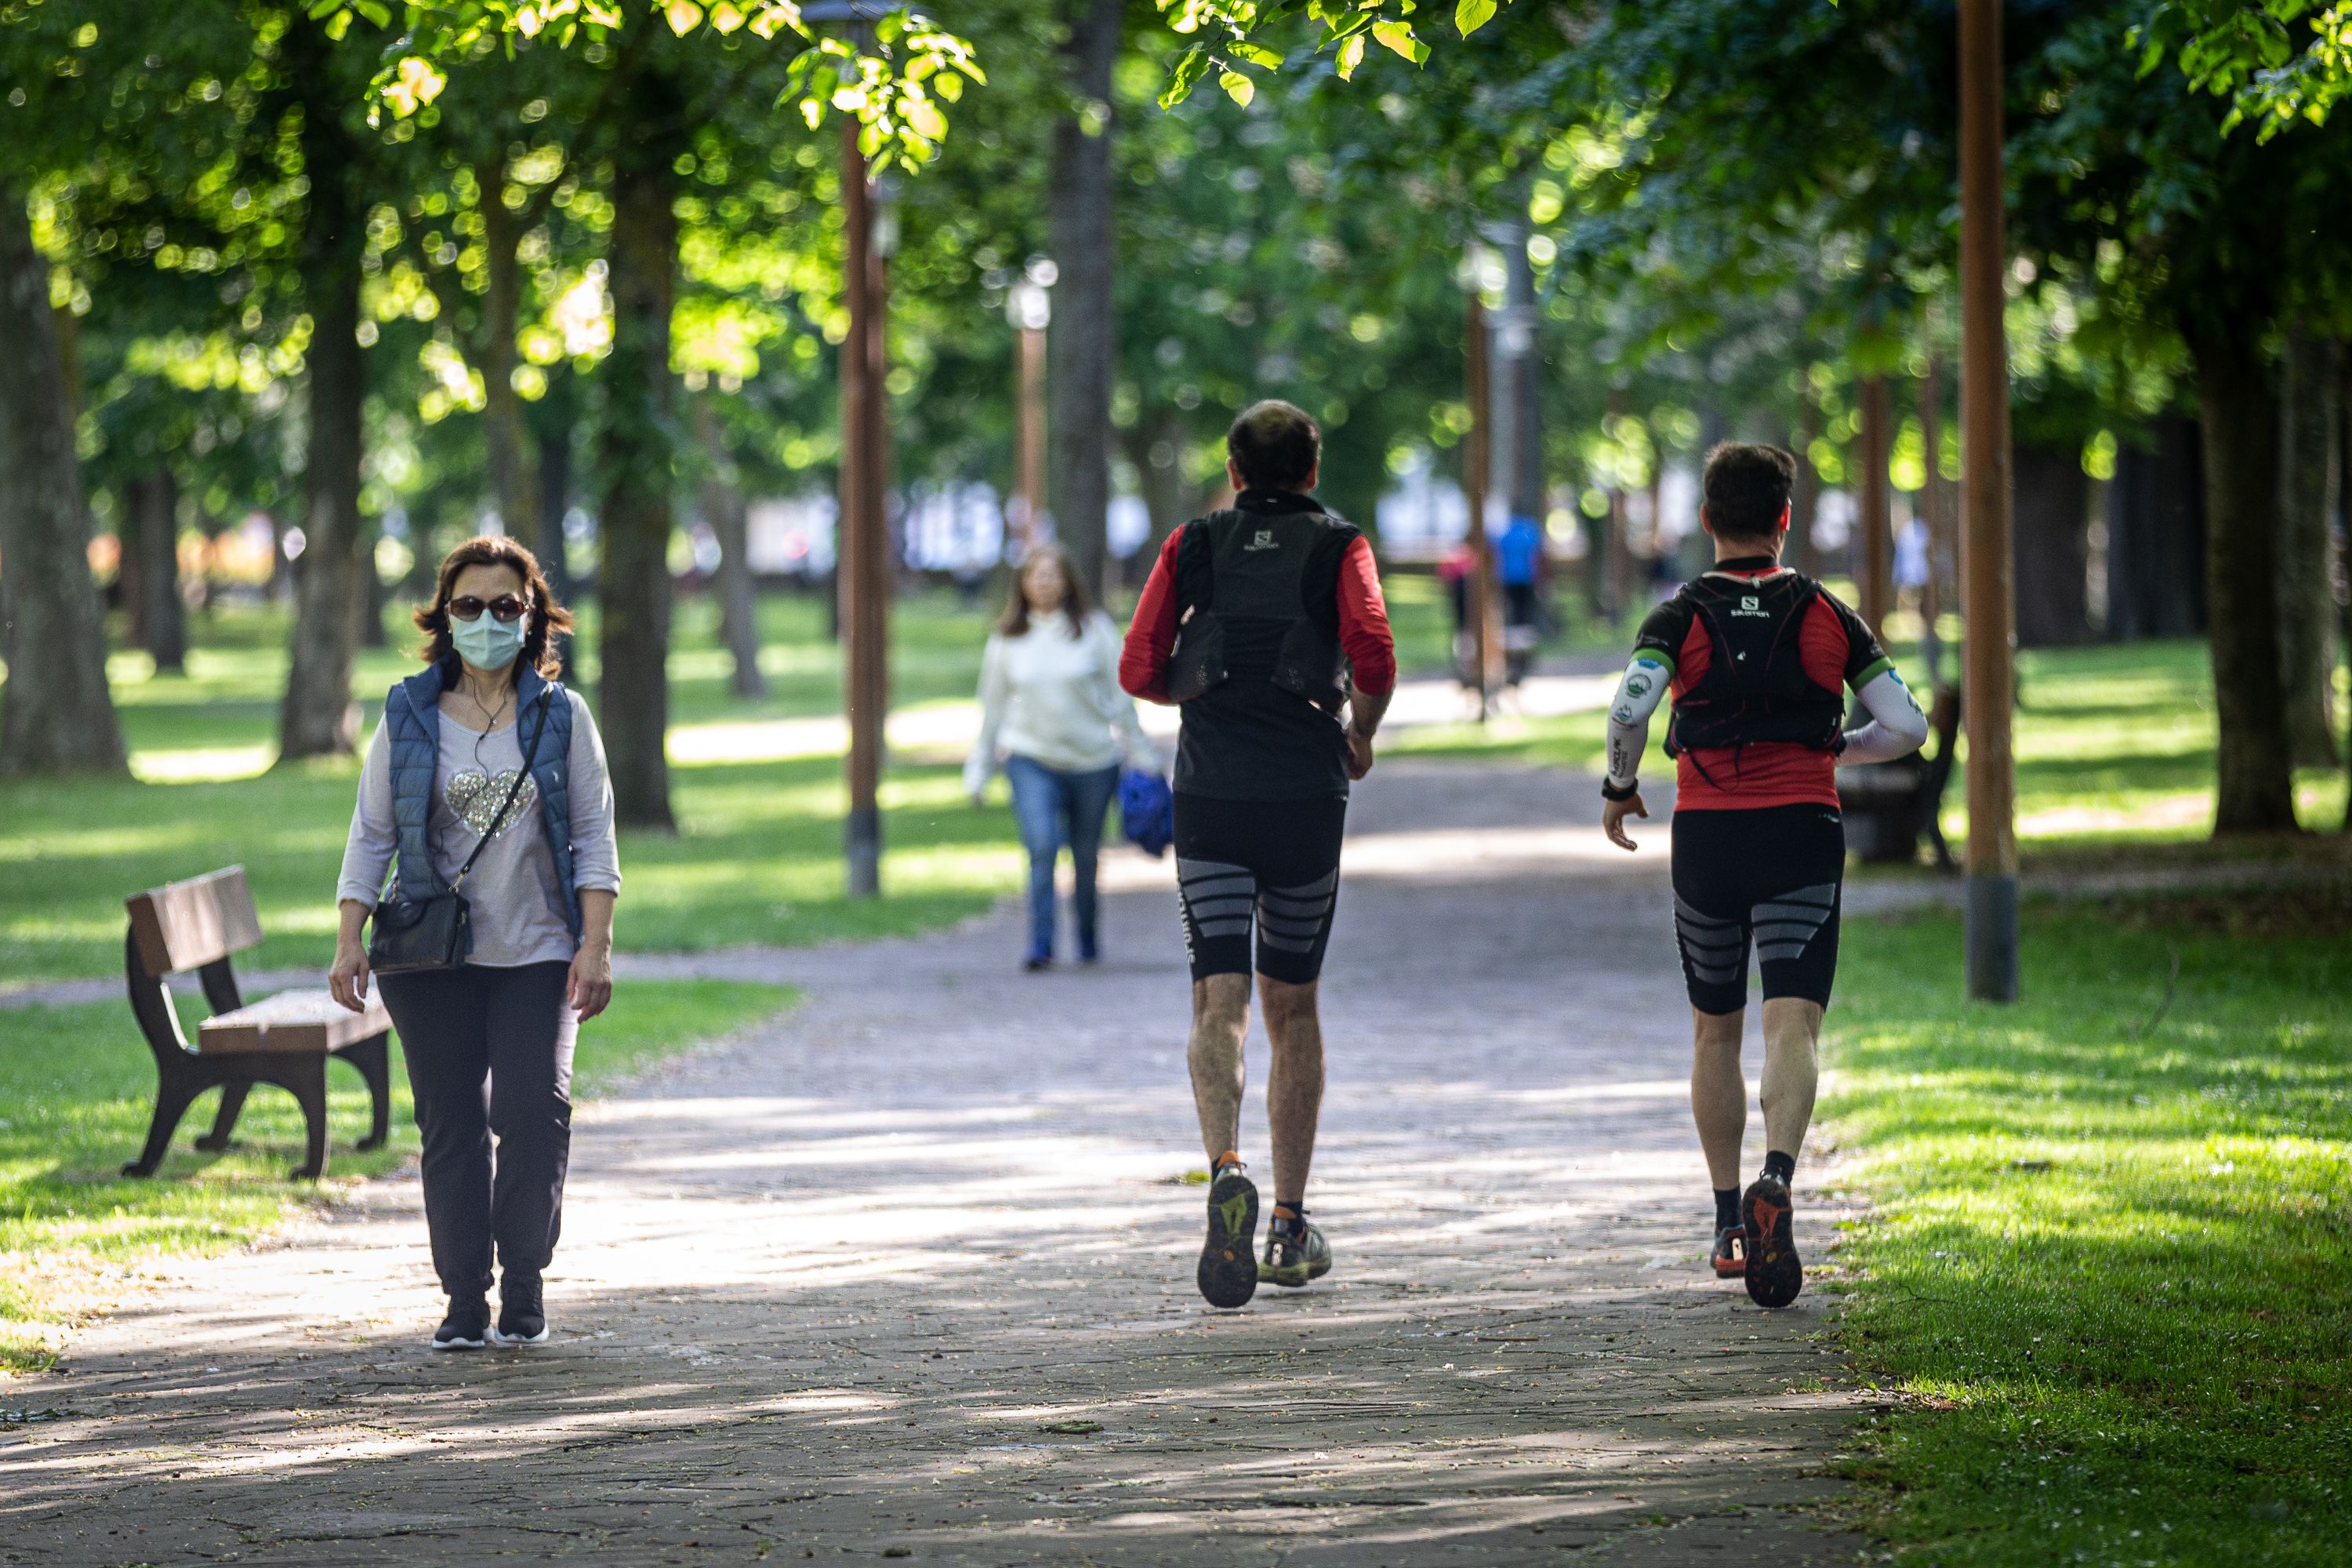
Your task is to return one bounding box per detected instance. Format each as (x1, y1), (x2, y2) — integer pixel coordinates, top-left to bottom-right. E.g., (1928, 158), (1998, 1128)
(452, 684), (555, 892)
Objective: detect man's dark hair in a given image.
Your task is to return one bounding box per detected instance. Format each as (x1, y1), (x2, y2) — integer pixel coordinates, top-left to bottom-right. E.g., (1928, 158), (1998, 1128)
(1700, 441), (1797, 545)
(1226, 400), (1321, 491)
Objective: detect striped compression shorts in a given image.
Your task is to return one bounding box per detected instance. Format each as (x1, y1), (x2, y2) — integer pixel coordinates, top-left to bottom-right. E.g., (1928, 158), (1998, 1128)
(1668, 803), (1846, 1014)
(1171, 792), (1348, 985)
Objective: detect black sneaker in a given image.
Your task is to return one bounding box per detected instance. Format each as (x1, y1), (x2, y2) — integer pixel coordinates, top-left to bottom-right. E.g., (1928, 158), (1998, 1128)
(1740, 1173), (1803, 1308)
(493, 1274), (549, 1346)
(431, 1294), (491, 1351)
(1711, 1222), (1747, 1279)
(1196, 1160), (1259, 1308)
(1259, 1212), (1332, 1289)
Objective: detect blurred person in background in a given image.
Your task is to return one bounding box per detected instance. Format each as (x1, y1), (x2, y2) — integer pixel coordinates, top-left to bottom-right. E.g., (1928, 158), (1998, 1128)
(965, 545), (1159, 971)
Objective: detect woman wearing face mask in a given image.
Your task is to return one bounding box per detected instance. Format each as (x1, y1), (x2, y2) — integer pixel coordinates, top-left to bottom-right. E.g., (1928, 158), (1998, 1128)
(328, 535), (620, 1351)
(965, 546), (1158, 971)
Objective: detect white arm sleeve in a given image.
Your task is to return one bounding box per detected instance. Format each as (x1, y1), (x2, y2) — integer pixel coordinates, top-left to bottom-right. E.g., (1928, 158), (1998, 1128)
(334, 719), (397, 908)
(1838, 668), (1931, 765)
(1604, 655), (1671, 789)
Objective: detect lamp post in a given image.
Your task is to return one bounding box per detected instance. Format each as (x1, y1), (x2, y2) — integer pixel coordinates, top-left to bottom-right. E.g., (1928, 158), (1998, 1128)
(1007, 261), (1054, 553)
(1463, 281), (1500, 720)
(1959, 0), (2019, 1000)
(812, 0), (898, 898)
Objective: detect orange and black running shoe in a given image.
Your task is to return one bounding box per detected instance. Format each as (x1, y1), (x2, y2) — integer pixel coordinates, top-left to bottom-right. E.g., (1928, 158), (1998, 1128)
(1711, 1222), (1747, 1279)
(1740, 1173), (1803, 1308)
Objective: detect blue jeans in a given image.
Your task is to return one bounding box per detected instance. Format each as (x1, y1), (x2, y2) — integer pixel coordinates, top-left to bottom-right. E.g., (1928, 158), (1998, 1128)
(1004, 755), (1120, 963)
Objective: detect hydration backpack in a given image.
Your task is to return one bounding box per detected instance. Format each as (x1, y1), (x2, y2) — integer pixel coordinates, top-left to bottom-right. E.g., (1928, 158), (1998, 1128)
(1164, 506), (1351, 713)
(1661, 571), (1845, 757)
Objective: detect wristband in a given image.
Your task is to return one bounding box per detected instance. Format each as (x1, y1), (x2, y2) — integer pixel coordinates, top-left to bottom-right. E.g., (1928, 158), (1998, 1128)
(1601, 777), (1639, 802)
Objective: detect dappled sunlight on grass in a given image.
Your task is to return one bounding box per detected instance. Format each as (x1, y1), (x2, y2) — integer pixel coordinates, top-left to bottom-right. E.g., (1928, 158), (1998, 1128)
(1826, 899), (2351, 1564)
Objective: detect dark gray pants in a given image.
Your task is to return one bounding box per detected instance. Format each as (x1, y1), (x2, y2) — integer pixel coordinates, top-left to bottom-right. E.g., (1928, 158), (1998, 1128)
(378, 960), (576, 1298)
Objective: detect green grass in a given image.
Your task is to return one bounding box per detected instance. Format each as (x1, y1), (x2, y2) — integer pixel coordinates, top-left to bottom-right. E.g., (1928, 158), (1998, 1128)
(1385, 637), (2352, 854)
(1824, 892), (2352, 1565)
(0, 978), (793, 1374)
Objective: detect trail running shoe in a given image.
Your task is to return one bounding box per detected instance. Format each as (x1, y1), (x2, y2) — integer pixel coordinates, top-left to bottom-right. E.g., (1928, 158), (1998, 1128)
(1260, 1214), (1332, 1289)
(1741, 1173), (1803, 1308)
(1711, 1222), (1748, 1279)
(431, 1294), (491, 1351)
(1197, 1162), (1260, 1308)
(493, 1274), (549, 1346)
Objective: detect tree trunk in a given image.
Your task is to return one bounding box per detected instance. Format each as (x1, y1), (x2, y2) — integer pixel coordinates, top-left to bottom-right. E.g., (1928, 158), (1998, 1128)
(479, 158), (538, 546)
(530, 365), (577, 608)
(1123, 406), (1194, 564)
(1046, 0), (1121, 604)
(2104, 413), (2206, 640)
(0, 184), (127, 775)
(2278, 332), (2339, 767)
(1789, 393), (1821, 578)
(129, 470), (188, 673)
(695, 396), (765, 699)
(597, 68), (683, 831)
(277, 53), (370, 760)
(2012, 441), (2091, 648)
(2189, 328), (2299, 833)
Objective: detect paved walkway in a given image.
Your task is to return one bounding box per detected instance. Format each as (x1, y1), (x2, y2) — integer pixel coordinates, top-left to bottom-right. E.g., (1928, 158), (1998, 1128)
(0, 762), (1870, 1566)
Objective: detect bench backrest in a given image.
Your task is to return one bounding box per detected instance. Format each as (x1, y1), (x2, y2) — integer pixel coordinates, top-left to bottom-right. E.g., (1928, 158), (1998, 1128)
(125, 866), (264, 979)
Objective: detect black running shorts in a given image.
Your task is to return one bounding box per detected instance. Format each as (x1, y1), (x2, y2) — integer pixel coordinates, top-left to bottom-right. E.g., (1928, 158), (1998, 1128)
(1668, 804), (1846, 1015)
(1173, 792), (1348, 985)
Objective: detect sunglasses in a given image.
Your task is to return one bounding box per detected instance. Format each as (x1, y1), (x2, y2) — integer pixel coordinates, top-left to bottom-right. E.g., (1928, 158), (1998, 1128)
(448, 593), (531, 623)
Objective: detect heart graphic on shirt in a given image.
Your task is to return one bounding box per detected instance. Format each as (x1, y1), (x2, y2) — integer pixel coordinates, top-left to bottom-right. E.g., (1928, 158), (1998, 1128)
(444, 768), (539, 840)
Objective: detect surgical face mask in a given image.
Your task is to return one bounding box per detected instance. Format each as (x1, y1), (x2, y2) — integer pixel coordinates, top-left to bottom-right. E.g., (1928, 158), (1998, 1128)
(450, 609), (528, 671)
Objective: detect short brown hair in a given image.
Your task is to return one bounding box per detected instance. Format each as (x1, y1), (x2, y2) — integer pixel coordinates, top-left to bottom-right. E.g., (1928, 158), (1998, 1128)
(1700, 442), (1797, 545)
(413, 535), (574, 679)
(996, 543), (1092, 637)
(1226, 399), (1320, 491)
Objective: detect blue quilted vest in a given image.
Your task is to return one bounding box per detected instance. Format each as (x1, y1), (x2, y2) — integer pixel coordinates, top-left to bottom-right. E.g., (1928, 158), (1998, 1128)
(382, 658), (582, 942)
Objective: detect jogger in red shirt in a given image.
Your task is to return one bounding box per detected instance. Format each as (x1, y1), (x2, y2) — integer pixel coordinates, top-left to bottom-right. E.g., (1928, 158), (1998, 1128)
(1599, 443), (1927, 1308)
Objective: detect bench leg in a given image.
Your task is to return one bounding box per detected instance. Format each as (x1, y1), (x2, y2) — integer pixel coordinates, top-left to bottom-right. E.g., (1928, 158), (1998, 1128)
(194, 1082), (253, 1152)
(278, 1055), (331, 1181)
(124, 1073), (205, 1178)
(339, 1033), (392, 1152)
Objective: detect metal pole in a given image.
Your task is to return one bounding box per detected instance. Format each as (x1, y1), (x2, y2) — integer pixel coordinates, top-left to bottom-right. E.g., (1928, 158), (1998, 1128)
(840, 114), (887, 898)
(1960, 0), (2018, 1000)
(1017, 323), (1046, 551)
(1464, 290), (1498, 718)
(1858, 372), (1894, 639)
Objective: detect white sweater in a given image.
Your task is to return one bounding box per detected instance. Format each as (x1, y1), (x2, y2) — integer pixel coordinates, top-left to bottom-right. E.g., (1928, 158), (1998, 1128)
(964, 610), (1157, 789)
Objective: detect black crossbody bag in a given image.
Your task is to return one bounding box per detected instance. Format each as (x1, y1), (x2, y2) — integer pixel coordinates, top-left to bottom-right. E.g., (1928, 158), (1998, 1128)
(368, 686), (554, 976)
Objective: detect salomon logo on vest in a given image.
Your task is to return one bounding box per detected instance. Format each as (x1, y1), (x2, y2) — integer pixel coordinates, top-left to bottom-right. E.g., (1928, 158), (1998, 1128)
(1243, 529), (1279, 551)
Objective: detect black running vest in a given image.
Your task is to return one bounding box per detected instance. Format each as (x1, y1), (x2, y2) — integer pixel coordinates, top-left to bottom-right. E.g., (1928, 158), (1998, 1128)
(1166, 506), (1352, 716)
(1162, 495), (1361, 802)
(1654, 570), (1846, 757)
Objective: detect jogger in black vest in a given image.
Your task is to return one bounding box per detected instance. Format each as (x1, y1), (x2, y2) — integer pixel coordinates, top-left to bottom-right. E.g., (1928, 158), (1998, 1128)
(1122, 401), (1398, 1308)
(1598, 444), (1928, 1307)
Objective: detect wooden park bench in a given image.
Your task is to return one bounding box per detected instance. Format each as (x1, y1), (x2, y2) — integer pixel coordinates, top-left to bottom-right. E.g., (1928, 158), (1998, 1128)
(122, 866), (391, 1180)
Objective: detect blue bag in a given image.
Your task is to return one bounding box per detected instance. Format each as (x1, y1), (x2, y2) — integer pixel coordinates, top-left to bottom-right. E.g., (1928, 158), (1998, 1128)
(1119, 768), (1174, 858)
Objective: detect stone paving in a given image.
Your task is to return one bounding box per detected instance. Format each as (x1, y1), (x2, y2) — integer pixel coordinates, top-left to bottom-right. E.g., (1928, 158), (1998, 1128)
(0, 760), (1872, 1566)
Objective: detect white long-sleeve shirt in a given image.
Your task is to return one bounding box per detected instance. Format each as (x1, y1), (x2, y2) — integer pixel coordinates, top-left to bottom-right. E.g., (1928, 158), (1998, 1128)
(964, 610), (1157, 791)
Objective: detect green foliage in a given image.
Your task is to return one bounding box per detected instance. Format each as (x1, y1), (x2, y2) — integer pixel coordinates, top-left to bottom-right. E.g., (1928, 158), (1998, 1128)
(306, 1), (982, 169)
(1827, 898), (2352, 1563)
(2141, 0), (2352, 140)
(0, 978), (793, 1370)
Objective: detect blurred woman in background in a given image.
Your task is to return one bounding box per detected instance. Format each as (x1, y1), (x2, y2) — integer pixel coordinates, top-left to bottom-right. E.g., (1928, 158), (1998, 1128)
(965, 546), (1158, 971)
